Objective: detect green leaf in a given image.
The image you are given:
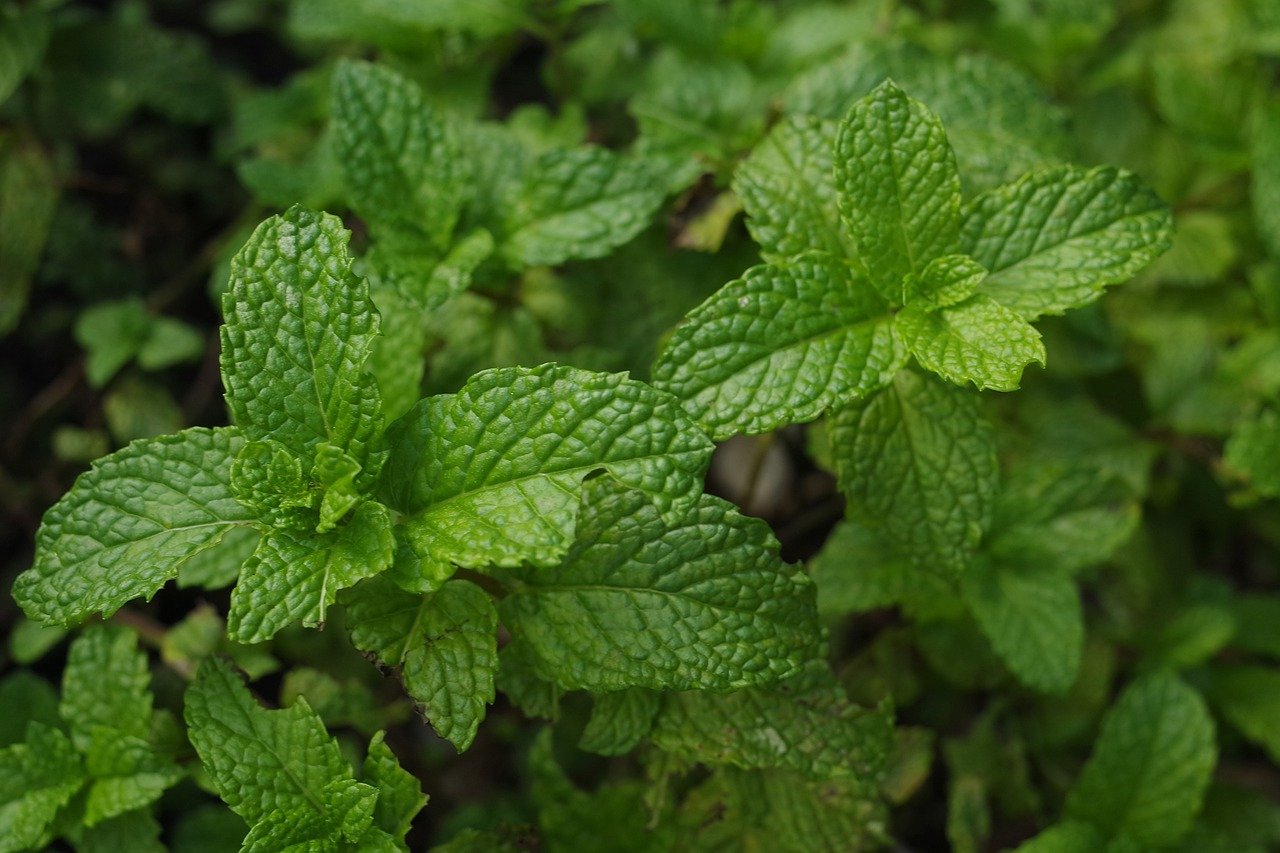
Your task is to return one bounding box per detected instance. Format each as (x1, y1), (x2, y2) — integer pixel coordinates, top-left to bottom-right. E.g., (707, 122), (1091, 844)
(313, 442), (363, 533)
(227, 499), (394, 643)
(495, 642), (561, 721)
(1013, 820), (1107, 853)
(74, 298), (152, 388)
(904, 253), (987, 309)
(184, 658), (357, 830)
(1203, 665), (1280, 764)
(177, 525), (259, 590)
(733, 116), (851, 262)
(579, 689), (661, 757)
(363, 731), (428, 843)
(82, 729), (183, 826)
(8, 618), (66, 665)
(500, 478), (821, 692)
(651, 255), (904, 440)
(649, 662), (894, 780)
(230, 439), (313, 529)
(346, 577), (498, 751)
(961, 558), (1083, 694)
(366, 288), (427, 424)
(0, 4), (49, 104)
(1064, 671), (1216, 847)
(828, 371), (998, 577)
(240, 778), (379, 852)
(72, 807), (165, 853)
(13, 427), (253, 627)
(501, 146), (664, 267)
(835, 79), (962, 297)
(0, 723), (84, 853)
(0, 136), (58, 335)
(331, 60), (466, 250)
(0, 673), (59, 748)
(381, 364), (713, 574)
(961, 166), (1174, 319)
(220, 207), (382, 469)
(1224, 410), (1280, 497)
(896, 294), (1045, 391)
(60, 624), (153, 748)
(1255, 98), (1280, 257)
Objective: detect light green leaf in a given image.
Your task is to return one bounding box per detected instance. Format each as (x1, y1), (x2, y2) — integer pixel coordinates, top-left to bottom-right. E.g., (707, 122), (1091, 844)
(0, 674), (59, 749)
(501, 479), (820, 692)
(364, 731), (428, 844)
(501, 146), (664, 267)
(651, 254), (904, 440)
(828, 371), (998, 577)
(0, 137), (56, 333)
(495, 642), (561, 721)
(835, 79), (962, 297)
(8, 619), (65, 665)
(961, 558), (1083, 694)
(896, 293), (1045, 391)
(733, 116), (850, 262)
(1203, 665), (1280, 764)
(650, 662), (894, 780)
(240, 778), (379, 852)
(135, 316), (204, 371)
(331, 60), (466, 250)
(1013, 820), (1107, 853)
(177, 524), (259, 590)
(72, 807), (165, 853)
(230, 439), (313, 529)
(60, 624), (153, 748)
(83, 729), (183, 826)
(220, 207), (382, 469)
(904, 253), (987, 309)
(1065, 671), (1216, 847)
(1255, 98), (1280, 256)
(228, 500), (394, 643)
(313, 443), (363, 533)
(74, 298), (152, 387)
(13, 427), (253, 627)
(579, 689), (661, 756)
(184, 658), (356, 829)
(345, 578), (497, 751)
(380, 364), (713, 574)
(1224, 410), (1280, 497)
(366, 288), (427, 424)
(961, 166), (1174, 319)
(0, 723), (83, 853)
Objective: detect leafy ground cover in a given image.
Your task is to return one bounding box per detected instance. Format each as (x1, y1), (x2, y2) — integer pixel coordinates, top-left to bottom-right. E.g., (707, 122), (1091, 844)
(2, 0), (1280, 850)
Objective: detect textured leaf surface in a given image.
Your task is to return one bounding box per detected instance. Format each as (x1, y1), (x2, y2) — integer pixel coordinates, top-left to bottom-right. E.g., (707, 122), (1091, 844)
(0, 136), (58, 334)
(1064, 671), (1216, 847)
(500, 479), (821, 692)
(381, 364), (713, 572)
(649, 662), (894, 780)
(828, 371), (998, 577)
(961, 558), (1082, 693)
(331, 60), (466, 249)
(501, 146), (664, 267)
(579, 689), (661, 756)
(897, 294), (1045, 390)
(0, 723), (83, 853)
(82, 729), (183, 826)
(904, 253), (987, 308)
(835, 79), (962, 296)
(60, 624), (152, 748)
(239, 779), (378, 852)
(228, 500), (394, 643)
(364, 731), (428, 843)
(733, 117), (850, 261)
(652, 255), (904, 439)
(14, 427), (252, 626)
(220, 207), (382, 467)
(185, 658), (355, 829)
(961, 166), (1173, 319)
(346, 577), (497, 751)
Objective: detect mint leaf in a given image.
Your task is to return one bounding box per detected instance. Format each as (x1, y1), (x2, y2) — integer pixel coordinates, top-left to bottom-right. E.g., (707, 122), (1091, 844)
(495, 642), (561, 722)
(651, 254), (904, 440)
(961, 558), (1083, 694)
(579, 689), (661, 756)
(733, 116), (851, 261)
(366, 289), (428, 424)
(240, 779), (379, 852)
(835, 79), (962, 297)
(649, 662), (893, 780)
(828, 371), (998, 577)
(227, 500), (394, 643)
(0, 137), (58, 334)
(500, 146), (664, 267)
(229, 439), (312, 529)
(380, 364), (713, 573)
(184, 658), (364, 834)
(331, 60), (466, 250)
(500, 478), (821, 692)
(71, 808), (165, 853)
(14, 427), (253, 627)
(345, 577), (498, 751)
(313, 442), (363, 532)
(1255, 98), (1280, 256)
(1203, 665), (1280, 764)
(82, 729), (183, 827)
(0, 4), (49, 103)
(896, 293), (1045, 390)
(961, 166), (1174, 319)
(903, 253), (987, 308)
(220, 207), (382, 470)
(0, 723), (83, 853)
(363, 731), (427, 844)
(1224, 409), (1280, 497)
(1013, 820), (1107, 853)
(60, 624), (153, 748)
(1064, 671), (1216, 847)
